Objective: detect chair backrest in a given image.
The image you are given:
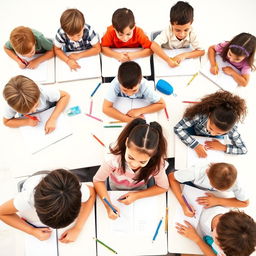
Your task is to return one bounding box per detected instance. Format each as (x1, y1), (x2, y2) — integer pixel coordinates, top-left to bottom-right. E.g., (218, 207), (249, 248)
(151, 30), (161, 40)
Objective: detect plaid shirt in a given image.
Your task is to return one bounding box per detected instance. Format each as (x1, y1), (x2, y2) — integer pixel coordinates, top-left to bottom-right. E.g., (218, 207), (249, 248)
(174, 114), (247, 155)
(54, 24), (98, 52)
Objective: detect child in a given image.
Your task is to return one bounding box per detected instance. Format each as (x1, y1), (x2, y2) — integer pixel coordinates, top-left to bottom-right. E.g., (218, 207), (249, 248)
(168, 162), (249, 217)
(93, 118), (169, 219)
(3, 75), (70, 134)
(151, 1), (205, 67)
(0, 169), (95, 243)
(54, 8), (100, 70)
(101, 8), (152, 62)
(174, 91), (247, 158)
(4, 26), (54, 69)
(103, 61), (165, 122)
(208, 32), (256, 87)
(176, 209), (256, 256)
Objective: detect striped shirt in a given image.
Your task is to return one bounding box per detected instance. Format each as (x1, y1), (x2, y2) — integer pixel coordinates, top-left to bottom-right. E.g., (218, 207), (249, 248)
(174, 114), (247, 155)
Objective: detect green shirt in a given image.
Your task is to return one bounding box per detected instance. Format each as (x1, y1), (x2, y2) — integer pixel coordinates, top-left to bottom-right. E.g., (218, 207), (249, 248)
(5, 29), (53, 54)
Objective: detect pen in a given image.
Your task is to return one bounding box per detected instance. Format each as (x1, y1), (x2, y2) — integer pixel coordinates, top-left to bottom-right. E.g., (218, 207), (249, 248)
(91, 133), (106, 147)
(164, 107), (169, 121)
(187, 72), (199, 86)
(90, 82), (102, 97)
(93, 237), (118, 254)
(104, 125), (122, 128)
(165, 208), (168, 233)
(89, 100), (93, 115)
(152, 217), (163, 243)
(24, 114), (39, 121)
(182, 195), (195, 217)
(102, 197), (119, 216)
(85, 113), (103, 122)
(182, 101), (200, 104)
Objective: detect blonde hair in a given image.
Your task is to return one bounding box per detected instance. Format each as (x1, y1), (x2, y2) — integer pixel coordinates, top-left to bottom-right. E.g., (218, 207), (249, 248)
(3, 75), (40, 114)
(10, 26), (35, 55)
(60, 9), (85, 36)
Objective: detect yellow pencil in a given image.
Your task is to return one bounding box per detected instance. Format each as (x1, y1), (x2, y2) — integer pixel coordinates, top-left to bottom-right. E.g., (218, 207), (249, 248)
(215, 64), (219, 74)
(109, 120), (124, 124)
(165, 208), (168, 233)
(170, 57), (179, 66)
(187, 72), (199, 86)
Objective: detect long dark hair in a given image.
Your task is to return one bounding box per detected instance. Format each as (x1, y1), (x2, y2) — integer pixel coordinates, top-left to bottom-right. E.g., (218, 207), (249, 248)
(110, 118), (167, 183)
(184, 91), (247, 131)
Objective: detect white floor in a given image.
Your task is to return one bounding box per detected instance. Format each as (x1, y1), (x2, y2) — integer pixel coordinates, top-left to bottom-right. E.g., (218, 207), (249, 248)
(0, 0), (256, 255)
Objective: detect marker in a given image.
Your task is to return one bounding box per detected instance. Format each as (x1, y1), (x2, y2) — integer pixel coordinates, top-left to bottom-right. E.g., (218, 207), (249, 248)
(165, 208), (168, 233)
(24, 114), (39, 122)
(102, 197), (119, 216)
(182, 195), (195, 217)
(182, 101), (200, 104)
(93, 237), (117, 254)
(164, 107), (169, 121)
(91, 133), (106, 147)
(187, 72), (199, 86)
(17, 56), (28, 66)
(152, 217), (163, 243)
(104, 125), (122, 128)
(85, 113), (103, 122)
(90, 82), (102, 97)
(89, 100), (93, 115)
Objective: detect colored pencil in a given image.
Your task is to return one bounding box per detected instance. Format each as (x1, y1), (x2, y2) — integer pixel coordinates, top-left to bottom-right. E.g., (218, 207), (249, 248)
(85, 113), (103, 122)
(109, 120), (124, 124)
(90, 82), (101, 97)
(165, 208), (168, 233)
(182, 101), (200, 104)
(93, 237), (117, 254)
(164, 107), (169, 120)
(24, 114), (39, 121)
(89, 100), (93, 115)
(104, 125), (122, 128)
(91, 133), (105, 147)
(102, 197), (119, 216)
(152, 217), (163, 243)
(17, 56), (28, 66)
(187, 72), (199, 86)
(182, 195), (195, 217)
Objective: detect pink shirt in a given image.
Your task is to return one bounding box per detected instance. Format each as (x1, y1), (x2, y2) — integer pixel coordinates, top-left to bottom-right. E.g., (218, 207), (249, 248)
(214, 42), (251, 75)
(93, 154), (169, 191)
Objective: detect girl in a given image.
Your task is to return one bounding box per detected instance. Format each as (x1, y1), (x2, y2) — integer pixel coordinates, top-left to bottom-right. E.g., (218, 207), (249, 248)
(174, 91), (247, 158)
(93, 118), (169, 219)
(208, 32), (256, 86)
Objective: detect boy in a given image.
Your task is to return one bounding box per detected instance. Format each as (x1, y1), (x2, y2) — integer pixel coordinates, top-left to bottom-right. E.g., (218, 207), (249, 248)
(101, 8), (152, 62)
(168, 162), (249, 217)
(3, 75), (70, 134)
(103, 61), (165, 122)
(176, 209), (256, 256)
(151, 1), (205, 67)
(54, 8), (100, 71)
(4, 26), (54, 69)
(0, 169), (95, 243)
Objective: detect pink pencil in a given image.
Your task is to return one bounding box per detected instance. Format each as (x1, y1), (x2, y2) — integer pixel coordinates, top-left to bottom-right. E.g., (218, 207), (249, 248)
(89, 100), (93, 115)
(164, 107), (169, 120)
(85, 113), (103, 122)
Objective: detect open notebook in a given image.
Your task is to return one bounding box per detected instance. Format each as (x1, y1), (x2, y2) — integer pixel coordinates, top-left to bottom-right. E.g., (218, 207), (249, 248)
(153, 48), (201, 76)
(20, 107), (73, 154)
(200, 55), (239, 92)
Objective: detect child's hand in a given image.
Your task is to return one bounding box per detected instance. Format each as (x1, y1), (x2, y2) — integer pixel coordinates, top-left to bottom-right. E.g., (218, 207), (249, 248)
(205, 139), (226, 152)
(210, 65), (219, 75)
(67, 58), (81, 71)
(17, 60), (27, 69)
(117, 52), (130, 62)
(59, 227), (80, 243)
(125, 52), (136, 61)
(126, 108), (143, 118)
(182, 204), (195, 217)
(27, 59), (40, 69)
(27, 118), (40, 127)
(107, 205), (120, 220)
(173, 53), (186, 64)
(45, 118), (56, 134)
(175, 221), (200, 243)
(32, 227), (52, 241)
(196, 193), (218, 208)
(69, 53), (81, 60)
(168, 58), (179, 68)
(194, 144), (208, 158)
(117, 192), (138, 205)
(222, 66), (234, 75)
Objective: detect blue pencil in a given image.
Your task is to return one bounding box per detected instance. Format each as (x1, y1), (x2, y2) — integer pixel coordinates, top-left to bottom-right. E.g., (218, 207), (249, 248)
(90, 82), (102, 97)
(102, 197), (119, 216)
(152, 217), (163, 243)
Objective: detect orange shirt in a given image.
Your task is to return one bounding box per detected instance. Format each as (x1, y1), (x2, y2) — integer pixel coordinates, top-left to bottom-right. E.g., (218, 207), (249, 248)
(101, 25), (152, 48)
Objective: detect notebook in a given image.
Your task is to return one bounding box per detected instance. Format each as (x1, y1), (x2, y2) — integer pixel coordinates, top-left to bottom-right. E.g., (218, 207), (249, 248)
(200, 55), (239, 92)
(19, 107), (73, 154)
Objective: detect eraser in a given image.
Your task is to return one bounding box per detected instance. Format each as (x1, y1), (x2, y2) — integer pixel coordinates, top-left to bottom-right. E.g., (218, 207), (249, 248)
(156, 79), (174, 95)
(66, 106), (81, 116)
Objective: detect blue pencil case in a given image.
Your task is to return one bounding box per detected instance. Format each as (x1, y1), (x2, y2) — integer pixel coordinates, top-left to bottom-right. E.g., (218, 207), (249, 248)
(156, 79), (174, 95)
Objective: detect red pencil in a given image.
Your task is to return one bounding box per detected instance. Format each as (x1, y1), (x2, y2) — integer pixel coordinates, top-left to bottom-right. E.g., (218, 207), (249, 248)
(91, 133), (106, 147)
(182, 101), (200, 104)
(24, 114), (39, 121)
(164, 107), (169, 120)
(17, 56), (29, 66)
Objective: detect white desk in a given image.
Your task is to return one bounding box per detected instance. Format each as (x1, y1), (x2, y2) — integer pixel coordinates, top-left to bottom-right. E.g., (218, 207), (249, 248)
(101, 48), (151, 77)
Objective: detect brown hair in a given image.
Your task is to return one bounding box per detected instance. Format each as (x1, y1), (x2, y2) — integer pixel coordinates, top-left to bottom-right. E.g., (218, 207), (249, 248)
(170, 1), (194, 25)
(60, 8), (85, 36)
(112, 8), (135, 33)
(10, 26), (35, 55)
(207, 163), (237, 190)
(3, 75), (40, 114)
(183, 91), (247, 131)
(34, 169), (81, 229)
(217, 210), (256, 256)
(110, 118), (167, 183)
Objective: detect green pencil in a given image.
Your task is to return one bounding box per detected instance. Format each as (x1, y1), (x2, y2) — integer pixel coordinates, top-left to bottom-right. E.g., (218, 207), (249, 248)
(93, 237), (118, 254)
(104, 125), (122, 128)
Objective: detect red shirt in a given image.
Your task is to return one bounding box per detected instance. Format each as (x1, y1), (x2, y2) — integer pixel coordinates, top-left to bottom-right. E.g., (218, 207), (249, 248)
(101, 25), (152, 48)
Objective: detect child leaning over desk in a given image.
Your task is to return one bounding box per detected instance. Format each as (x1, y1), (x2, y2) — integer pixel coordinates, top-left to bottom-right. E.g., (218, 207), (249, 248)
(151, 1), (205, 67)
(103, 61), (165, 122)
(93, 118), (169, 219)
(54, 8), (100, 71)
(3, 75), (69, 134)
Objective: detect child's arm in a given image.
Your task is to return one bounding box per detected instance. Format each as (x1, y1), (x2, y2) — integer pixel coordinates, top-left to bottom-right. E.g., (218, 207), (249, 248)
(0, 199), (52, 240)
(3, 45), (27, 69)
(68, 42), (101, 60)
(45, 90), (70, 134)
(222, 67), (250, 86)
(125, 48), (152, 60)
(59, 185), (96, 243)
(101, 47), (130, 62)
(102, 99), (134, 122)
(173, 49), (205, 64)
(3, 117), (39, 128)
(208, 45), (219, 75)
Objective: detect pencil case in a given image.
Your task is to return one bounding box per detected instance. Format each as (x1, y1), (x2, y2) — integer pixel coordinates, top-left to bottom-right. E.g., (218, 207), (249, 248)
(156, 79), (174, 95)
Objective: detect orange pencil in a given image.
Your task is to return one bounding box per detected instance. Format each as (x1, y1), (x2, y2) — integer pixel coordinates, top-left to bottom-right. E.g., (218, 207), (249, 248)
(91, 133), (106, 147)
(24, 114), (39, 121)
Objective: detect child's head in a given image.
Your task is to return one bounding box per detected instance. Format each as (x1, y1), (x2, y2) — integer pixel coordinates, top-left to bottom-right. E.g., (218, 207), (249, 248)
(34, 169), (81, 229)
(214, 211), (256, 256)
(170, 1), (193, 40)
(110, 118), (167, 183)
(184, 91), (247, 135)
(10, 26), (36, 57)
(60, 8), (85, 41)
(207, 163), (237, 191)
(112, 8), (135, 42)
(3, 75), (40, 114)
(117, 61), (142, 96)
(221, 33), (256, 68)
